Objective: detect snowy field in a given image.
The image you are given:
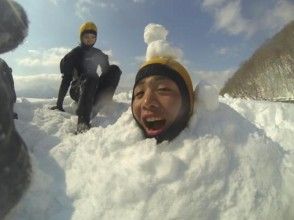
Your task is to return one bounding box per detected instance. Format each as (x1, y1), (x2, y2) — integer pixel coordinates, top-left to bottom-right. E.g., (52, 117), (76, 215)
(6, 76), (294, 220)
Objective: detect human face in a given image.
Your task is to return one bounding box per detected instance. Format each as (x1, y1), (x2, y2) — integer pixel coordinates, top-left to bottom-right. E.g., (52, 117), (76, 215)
(81, 33), (96, 46)
(132, 76), (182, 138)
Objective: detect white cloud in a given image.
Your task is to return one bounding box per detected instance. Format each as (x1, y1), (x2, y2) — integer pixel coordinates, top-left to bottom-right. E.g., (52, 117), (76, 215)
(264, 0), (294, 30)
(75, 0), (143, 18)
(143, 23), (184, 62)
(202, 0), (226, 8)
(215, 0), (253, 36)
(217, 47), (230, 55)
(48, 0), (58, 5)
(14, 74), (61, 98)
(216, 46), (240, 56)
(132, 0), (145, 3)
(103, 49), (121, 65)
(18, 47), (71, 67)
(27, 50), (41, 56)
(202, 0), (294, 36)
(191, 69), (235, 91)
(202, 0), (253, 36)
(18, 58), (41, 67)
(48, 0), (64, 5)
(75, 0), (97, 18)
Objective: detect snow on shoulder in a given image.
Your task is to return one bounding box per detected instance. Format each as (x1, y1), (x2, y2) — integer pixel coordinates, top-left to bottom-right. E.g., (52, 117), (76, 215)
(7, 80), (294, 219)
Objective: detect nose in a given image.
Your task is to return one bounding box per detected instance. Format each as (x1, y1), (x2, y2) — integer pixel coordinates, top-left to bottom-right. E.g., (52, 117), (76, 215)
(142, 89), (159, 110)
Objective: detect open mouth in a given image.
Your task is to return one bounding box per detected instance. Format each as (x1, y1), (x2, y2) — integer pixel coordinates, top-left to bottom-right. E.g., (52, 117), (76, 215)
(143, 117), (166, 137)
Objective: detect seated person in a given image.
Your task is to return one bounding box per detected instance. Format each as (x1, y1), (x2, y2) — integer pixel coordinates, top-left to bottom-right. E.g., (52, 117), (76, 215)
(51, 21), (121, 133)
(131, 56), (194, 143)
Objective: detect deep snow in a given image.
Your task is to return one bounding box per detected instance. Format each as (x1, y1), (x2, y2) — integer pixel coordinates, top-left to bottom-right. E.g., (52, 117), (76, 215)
(5, 78), (294, 220)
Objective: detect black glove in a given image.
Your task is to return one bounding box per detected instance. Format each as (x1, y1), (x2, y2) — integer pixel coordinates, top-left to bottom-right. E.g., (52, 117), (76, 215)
(50, 105), (65, 112)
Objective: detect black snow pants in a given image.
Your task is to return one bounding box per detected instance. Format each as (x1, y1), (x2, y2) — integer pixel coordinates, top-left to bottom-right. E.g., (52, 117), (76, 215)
(70, 65), (121, 123)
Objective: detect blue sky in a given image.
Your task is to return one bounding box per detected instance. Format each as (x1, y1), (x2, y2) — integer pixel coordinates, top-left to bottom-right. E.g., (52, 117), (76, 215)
(2, 0), (294, 87)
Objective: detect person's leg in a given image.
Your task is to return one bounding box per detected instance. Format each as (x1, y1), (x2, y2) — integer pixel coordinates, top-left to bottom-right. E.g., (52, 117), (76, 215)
(69, 80), (81, 103)
(90, 65), (121, 119)
(93, 65), (121, 109)
(76, 75), (99, 132)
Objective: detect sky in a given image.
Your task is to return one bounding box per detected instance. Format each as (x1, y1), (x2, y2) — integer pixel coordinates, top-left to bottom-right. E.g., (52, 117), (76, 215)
(2, 0), (294, 87)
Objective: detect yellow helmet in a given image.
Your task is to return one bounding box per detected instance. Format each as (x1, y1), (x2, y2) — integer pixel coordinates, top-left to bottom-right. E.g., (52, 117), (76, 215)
(79, 21), (97, 39)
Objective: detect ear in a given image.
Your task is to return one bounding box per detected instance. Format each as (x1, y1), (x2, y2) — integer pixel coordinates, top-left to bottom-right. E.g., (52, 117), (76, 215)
(0, 0), (29, 54)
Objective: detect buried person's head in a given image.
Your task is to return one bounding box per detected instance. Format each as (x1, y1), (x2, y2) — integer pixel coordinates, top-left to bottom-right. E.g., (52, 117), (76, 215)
(132, 57), (194, 143)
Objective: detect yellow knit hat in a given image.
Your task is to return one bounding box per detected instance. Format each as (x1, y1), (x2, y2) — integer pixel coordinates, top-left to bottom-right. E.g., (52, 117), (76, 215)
(79, 21), (97, 39)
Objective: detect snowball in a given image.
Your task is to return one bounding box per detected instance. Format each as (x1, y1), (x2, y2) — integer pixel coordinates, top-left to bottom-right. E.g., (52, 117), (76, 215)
(144, 23), (168, 44)
(146, 39), (183, 61)
(195, 80), (219, 111)
(144, 23), (183, 62)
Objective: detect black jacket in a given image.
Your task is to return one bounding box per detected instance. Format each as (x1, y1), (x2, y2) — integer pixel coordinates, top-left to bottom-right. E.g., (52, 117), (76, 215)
(0, 58), (31, 219)
(57, 45), (110, 106)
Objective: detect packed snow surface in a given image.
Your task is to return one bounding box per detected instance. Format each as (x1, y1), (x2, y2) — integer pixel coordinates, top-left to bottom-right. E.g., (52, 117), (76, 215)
(6, 79), (294, 220)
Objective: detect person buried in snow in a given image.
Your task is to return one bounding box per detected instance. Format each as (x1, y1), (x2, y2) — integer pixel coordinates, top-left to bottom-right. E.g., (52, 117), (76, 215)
(0, 0), (31, 218)
(132, 56), (195, 143)
(51, 21), (122, 133)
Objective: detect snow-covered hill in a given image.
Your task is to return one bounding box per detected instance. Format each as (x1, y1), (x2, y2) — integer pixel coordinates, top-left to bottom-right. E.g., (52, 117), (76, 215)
(5, 80), (294, 219)
(221, 21), (294, 102)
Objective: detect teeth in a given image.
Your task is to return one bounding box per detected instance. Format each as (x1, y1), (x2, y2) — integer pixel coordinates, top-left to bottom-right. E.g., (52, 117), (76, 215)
(146, 117), (162, 122)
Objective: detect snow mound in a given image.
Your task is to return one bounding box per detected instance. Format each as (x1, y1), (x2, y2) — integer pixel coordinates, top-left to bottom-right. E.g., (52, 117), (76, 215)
(6, 89), (294, 220)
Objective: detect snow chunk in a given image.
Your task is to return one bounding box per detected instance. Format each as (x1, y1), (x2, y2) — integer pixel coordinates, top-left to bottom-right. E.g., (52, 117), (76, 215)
(196, 80), (219, 111)
(144, 23), (183, 61)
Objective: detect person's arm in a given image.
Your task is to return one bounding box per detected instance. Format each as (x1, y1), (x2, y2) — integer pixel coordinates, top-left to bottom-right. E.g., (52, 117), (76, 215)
(6, 66), (18, 118)
(52, 74), (72, 111)
(100, 53), (110, 74)
(51, 50), (76, 111)
(6, 66), (16, 104)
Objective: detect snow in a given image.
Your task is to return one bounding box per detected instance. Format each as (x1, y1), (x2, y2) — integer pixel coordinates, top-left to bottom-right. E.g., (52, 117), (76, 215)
(5, 77), (294, 220)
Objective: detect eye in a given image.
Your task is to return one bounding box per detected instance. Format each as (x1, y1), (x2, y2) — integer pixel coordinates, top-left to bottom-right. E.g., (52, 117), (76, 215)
(158, 87), (170, 91)
(157, 86), (172, 93)
(134, 90), (144, 99)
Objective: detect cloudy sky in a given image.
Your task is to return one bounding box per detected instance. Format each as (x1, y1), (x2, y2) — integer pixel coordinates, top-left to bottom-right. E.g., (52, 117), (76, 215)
(2, 0), (294, 87)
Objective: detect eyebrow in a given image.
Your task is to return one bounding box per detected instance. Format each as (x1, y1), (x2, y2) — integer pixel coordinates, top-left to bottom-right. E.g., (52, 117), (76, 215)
(153, 76), (169, 81)
(136, 76), (168, 87)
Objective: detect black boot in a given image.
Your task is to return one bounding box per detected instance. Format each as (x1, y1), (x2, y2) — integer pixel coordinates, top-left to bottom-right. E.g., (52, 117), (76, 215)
(76, 115), (91, 134)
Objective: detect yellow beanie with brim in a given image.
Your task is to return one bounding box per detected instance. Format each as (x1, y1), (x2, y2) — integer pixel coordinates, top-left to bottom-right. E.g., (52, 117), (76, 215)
(79, 21), (97, 40)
